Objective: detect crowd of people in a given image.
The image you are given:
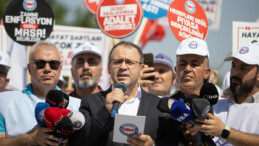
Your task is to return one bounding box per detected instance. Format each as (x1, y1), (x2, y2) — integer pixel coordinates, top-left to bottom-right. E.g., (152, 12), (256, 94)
(0, 37), (258, 146)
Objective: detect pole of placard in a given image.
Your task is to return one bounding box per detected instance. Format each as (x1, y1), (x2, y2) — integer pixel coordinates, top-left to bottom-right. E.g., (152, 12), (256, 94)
(26, 46), (31, 84)
(66, 76), (73, 93)
(133, 17), (148, 45)
(216, 51), (232, 71)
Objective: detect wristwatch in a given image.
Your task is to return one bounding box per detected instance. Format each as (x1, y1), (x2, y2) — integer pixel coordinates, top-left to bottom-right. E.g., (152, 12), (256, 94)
(219, 125), (230, 141)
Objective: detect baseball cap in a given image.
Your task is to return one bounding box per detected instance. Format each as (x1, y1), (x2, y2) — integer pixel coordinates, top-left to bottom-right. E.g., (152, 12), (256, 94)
(71, 43), (102, 62)
(176, 37), (209, 58)
(154, 53), (175, 73)
(0, 51), (11, 69)
(224, 43), (259, 66)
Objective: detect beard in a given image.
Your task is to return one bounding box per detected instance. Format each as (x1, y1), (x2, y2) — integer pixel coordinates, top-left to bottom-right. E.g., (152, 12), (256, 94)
(230, 75), (257, 97)
(76, 71), (101, 89)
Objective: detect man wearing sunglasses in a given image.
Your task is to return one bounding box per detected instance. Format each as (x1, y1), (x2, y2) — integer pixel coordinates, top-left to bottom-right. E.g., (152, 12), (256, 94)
(70, 42), (103, 99)
(70, 41), (183, 146)
(0, 51), (11, 92)
(0, 41), (80, 145)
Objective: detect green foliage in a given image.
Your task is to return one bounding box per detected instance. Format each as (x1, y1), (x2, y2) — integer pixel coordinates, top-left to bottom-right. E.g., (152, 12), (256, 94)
(0, 0), (98, 28)
(0, 0), (10, 20)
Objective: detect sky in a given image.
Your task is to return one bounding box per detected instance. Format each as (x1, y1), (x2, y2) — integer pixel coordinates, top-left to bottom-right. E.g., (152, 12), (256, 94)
(59, 0), (259, 86)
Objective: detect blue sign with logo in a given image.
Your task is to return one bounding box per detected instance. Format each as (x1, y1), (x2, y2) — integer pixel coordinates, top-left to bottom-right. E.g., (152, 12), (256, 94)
(140, 0), (173, 19)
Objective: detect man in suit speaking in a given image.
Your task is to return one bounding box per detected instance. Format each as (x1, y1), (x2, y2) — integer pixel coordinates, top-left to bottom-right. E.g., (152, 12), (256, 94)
(69, 41), (184, 146)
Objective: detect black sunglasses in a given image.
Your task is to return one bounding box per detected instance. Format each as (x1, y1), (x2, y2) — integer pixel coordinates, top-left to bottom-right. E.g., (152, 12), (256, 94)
(33, 59), (61, 70)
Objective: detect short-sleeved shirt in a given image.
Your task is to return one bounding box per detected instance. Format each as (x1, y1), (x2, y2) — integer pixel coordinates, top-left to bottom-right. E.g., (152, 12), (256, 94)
(0, 83), (81, 138)
(213, 91), (259, 146)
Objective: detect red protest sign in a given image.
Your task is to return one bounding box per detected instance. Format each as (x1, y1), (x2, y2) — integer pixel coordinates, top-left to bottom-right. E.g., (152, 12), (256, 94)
(96, 0), (143, 38)
(83, 0), (100, 14)
(168, 0), (208, 42)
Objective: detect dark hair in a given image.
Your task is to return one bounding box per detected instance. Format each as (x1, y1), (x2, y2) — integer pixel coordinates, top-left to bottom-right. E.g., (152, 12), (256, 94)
(108, 41), (144, 63)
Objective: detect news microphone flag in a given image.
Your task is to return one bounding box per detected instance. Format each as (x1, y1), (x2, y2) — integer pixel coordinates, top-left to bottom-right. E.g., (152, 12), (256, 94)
(35, 102), (50, 126)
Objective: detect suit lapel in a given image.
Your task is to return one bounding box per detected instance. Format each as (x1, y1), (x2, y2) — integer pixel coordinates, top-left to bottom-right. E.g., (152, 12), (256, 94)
(137, 88), (150, 116)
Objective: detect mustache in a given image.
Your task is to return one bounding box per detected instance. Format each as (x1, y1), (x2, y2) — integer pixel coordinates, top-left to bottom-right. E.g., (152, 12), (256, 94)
(230, 76), (242, 82)
(80, 71), (92, 78)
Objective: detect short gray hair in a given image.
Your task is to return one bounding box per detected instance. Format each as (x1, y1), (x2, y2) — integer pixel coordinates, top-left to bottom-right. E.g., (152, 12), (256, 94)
(29, 41), (59, 63)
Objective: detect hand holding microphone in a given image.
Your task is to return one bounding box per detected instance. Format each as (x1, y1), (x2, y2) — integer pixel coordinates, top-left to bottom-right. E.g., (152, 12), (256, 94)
(105, 83), (127, 118)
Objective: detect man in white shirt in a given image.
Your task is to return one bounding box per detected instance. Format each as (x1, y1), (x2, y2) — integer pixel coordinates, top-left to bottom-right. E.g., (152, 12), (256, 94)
(188, 43), (259, 146)
(0, 41), (80, 145)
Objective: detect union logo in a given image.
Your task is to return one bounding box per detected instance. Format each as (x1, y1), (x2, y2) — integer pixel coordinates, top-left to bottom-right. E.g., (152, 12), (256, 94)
(239, 47), (249, 54)
(185, 1), (196, 14)
(23, 0), (37, 11)
(119, 123), (138, 136)
(189, 41), (198, 49)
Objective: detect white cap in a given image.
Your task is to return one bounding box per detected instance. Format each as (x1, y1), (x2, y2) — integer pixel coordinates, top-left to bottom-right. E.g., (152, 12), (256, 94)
(0, 51), (11, 69)
(224, 43), (259, 66)
(154, 53), (175, 73)
(71, 43), (102, 62)
(176, 37), (209, 58)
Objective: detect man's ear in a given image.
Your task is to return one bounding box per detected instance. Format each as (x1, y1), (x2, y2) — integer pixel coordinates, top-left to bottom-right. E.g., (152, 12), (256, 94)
(204, 68), (211, 80)
(27, 64), (31, 75)
(4, 78), (10, 89)
(108, 63), (112, 75)
(139, 64), (145, 76)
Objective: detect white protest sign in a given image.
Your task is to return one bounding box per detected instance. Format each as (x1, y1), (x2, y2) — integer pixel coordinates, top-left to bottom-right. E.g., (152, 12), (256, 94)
(47, 25), (110, 89)
(113, 114), (146, 144)
(196, 0), (222, 30)
(0, 26), (7, 52)
(232, 21), (259, 55)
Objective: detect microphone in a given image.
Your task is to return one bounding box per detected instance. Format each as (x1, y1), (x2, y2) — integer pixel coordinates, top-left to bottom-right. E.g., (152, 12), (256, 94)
(53, 116), (74, 146)
(169, 101), (194, 123)
(191, 98), (211, 119)
(66, 111), (85, 130)
(111, 82), (127, 118)
(46, 90), (69, 109)
(157, 97), (176, 113)
(35, 102), (50, 126)
(60, 109), (86, 130)
(43, 107), (63, 130)
(200, 82), (219, 105)
(157, 90), (185, 113)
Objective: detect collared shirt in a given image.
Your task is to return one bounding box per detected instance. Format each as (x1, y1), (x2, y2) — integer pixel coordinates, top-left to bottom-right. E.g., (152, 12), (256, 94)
(228, 91), (259, 103)
(111, 85), (142, 116)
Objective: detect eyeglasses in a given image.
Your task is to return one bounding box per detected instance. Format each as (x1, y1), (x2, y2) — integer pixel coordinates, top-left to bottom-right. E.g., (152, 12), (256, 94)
(33, 59), (61, 70)
(110, 59), (142, 69)
(0, 70), (7, 77)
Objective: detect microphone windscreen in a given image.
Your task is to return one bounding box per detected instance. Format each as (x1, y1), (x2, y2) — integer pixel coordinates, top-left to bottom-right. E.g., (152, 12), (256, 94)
(43, 107), (63, 130)
(191, 98), (211, 119)
(60, 108), (71, 117)
(170, 101), (194, 123)
(170, 90), (185, 101)
(46, 90), (69, 108)
(35, 102), (50, 126)
(183, 94), (199, 106)
(200, 82), (219, 105)
(157, 97), (176, 113)
(53, 116), (74, 139)
(67, 111), (86, 130)
(116, 82), (127, 92)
